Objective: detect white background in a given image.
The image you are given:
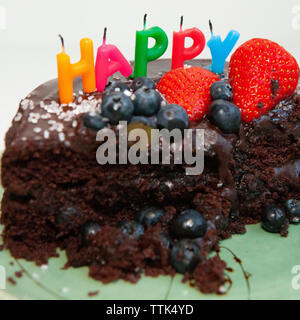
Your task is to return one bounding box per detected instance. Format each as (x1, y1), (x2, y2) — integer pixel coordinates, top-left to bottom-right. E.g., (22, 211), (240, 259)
(0, 0), (299, 150)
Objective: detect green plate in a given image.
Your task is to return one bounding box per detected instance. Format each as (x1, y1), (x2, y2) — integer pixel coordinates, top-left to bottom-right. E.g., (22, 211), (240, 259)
(0, 180), (299, 300)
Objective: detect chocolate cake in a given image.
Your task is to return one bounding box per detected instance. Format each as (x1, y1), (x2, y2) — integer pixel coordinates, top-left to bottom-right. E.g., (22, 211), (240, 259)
(1, 54), (299, 294)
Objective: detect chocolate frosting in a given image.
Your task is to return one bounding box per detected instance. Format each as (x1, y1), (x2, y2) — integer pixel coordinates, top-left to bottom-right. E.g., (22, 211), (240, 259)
(4, 59), (300, 213)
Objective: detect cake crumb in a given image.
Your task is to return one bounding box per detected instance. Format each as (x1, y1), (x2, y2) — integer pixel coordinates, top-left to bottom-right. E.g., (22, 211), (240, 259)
(15, 271), (23, 278)
(7, 277), (16, 285)
(88, 290), (99, 297)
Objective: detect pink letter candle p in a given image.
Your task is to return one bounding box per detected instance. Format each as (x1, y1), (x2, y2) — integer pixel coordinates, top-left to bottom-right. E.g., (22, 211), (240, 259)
(95, 28), (132, 92)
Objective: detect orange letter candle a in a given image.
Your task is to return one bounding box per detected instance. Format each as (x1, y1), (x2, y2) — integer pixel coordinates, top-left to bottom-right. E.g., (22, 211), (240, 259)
(57, 36), (96, 104)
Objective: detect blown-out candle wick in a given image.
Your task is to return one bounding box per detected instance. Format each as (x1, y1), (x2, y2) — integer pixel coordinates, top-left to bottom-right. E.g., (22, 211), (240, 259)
(180, 16), (183, 31)
(103, 27), (107, 45)
(58, 34), (65, 51)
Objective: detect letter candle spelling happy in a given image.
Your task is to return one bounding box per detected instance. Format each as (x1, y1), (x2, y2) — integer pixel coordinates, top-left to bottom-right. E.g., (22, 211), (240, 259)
(56, 35), (96, 104)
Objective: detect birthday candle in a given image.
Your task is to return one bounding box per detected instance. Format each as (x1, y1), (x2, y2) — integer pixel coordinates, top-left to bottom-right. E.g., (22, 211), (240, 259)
(207, 20), (240, 74)
(131, 14), (168, 78)
(95, 28), (132, 92)
(56, 35), (96, 104)
(171, 16), (206, 69)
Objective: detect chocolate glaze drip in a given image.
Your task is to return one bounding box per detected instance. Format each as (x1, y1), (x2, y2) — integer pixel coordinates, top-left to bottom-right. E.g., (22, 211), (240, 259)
(274, 160), (300, 186)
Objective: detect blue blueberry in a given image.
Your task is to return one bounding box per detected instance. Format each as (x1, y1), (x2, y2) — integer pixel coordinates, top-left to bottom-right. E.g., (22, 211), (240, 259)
(104, 81), (130, 95)
(210, 81), (233, 101)
(261, 206), (286, 233)
(132, 77), (156, 92)
(133, 88), (161, 116)
(83, 112), (107, 131)
(209, 100), (241, 133)
(57, 206), (81, 224)
(136, 207), (164, 227)
(102, 92), (134, 125)
(285, 199), (300, 224)
(157, 104), (189, 131)
(130, 116), (157, 128)
(81, 221), (101, 241)
(170, 239), (201, 274)
(170, 209), (207, 239)
(118, 221), (144, 240)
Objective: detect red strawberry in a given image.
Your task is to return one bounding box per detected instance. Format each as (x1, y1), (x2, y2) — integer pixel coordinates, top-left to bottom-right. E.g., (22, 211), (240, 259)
(229, 38), (299, 122)
(157, 66), (220, 121)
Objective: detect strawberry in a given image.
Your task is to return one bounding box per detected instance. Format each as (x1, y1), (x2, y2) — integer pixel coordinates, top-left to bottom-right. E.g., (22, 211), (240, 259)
(157, 66), (220, 121)
(229, 38), (299, 122)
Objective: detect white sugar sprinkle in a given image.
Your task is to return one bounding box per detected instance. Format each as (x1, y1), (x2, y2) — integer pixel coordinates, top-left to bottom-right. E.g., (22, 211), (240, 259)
(48, 120), (64, 132)
(219, 286), (227, 294)
(124, 89), (132, 97)
(14, 112), (23, 122)
(40, 265), (48, 271)
(32, 272), (40, 280)
(21, 99), (34, 110)
(165, 181), (174, 189)
(58, 132), (65, 142)
(43, 130), (50, 139)
(33, 127), (42, 133)
(28, 112), (41, 124)
(41, 113), (51, 120)
(72, 120), (78, 128)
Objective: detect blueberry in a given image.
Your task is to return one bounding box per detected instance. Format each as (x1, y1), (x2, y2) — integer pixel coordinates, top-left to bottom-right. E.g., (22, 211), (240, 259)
(284, 199), (300, 224)
(132, 77), (156, 92)
(102, 92), (134, 125)
(170, 209), (207, 239)
(136, 207), (164, 227)
(210, 81), (233, 101)
(133, 88), (161, 116)
(83, 112), (107, 131)
(57, 206), (81, 224)
(118, 221), (144, 239)
(157, 104), (189, 131)
(170, 239), (201, 274)
(209, 100), (241, 133)
(81, 221), (101, 241)
(261, 206), (286, 233)
(130, 116), (157, 128)
(104, 81), (130, 95)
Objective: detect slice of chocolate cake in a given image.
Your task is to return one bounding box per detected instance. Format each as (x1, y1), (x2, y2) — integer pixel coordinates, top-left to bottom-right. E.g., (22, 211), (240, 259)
(1, 52), (299, 294)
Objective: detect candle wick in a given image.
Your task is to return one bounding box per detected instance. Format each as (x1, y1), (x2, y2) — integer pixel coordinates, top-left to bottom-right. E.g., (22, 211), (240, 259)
(58, 34), (65, 51)
(103, 27), (107, 45)
(143, 13), (147, 30)
(180, 15), (183, 31)
(209, 20), (214, 35)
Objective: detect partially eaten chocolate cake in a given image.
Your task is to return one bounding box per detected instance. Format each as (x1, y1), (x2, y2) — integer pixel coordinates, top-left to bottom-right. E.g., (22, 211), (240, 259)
(1, 39), (300, 294)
